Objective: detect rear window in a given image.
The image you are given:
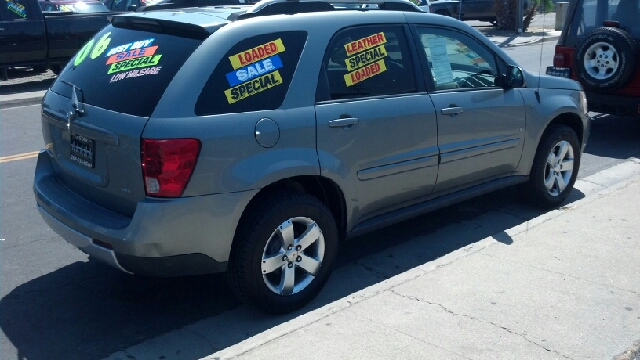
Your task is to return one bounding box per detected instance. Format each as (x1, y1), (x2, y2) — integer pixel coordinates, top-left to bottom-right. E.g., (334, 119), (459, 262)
(51, 25), (203, 117)
(568, 0), (640, 43)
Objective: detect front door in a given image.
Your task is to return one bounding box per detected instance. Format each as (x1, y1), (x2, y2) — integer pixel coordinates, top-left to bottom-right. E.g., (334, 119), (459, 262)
(315, 24), (439, 225)
(413, 25), (526, 193)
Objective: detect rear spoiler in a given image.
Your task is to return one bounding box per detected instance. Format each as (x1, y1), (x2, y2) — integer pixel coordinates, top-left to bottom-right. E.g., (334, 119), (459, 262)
(111, 15), (213, 40)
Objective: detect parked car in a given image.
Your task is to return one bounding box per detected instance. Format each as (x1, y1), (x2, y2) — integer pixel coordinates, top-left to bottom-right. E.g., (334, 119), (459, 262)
(0, 0), (110, 74)
(430, 0), (528, 23)
(102, 0), (252, 12)
(34, 0), (589, 314)
(546, 0), (640, 117)
(39, 0), (110, 12)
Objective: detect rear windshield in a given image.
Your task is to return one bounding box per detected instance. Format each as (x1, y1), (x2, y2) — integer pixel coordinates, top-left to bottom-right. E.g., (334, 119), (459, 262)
(568, 0), (640, 44)
(51, 25), (203, 117)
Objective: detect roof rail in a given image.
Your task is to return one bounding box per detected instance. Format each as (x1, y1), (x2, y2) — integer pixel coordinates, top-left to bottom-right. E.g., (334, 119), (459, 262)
(238, 0), (422, 19)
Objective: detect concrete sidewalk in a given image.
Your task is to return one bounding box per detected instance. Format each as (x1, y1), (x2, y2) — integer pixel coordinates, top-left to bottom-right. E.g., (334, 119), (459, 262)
(201, 161), (640, 360)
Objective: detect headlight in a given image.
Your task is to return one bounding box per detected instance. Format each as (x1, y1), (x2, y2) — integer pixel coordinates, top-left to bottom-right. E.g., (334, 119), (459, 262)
(579, 91), (588, 114)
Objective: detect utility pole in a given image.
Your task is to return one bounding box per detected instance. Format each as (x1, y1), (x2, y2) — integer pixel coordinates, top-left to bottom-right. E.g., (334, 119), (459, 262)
(516, 0), (523, 32)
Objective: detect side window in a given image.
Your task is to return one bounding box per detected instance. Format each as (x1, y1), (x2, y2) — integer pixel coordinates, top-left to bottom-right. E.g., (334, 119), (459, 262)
(321, 25), (417, 101)
(3, 0), (30, 20)
(415, 27), (499, 91)
(195, 31), (308, 116)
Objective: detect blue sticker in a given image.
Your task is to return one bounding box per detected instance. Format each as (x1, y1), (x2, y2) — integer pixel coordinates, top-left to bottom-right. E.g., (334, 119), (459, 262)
(225, 55), (283, 87)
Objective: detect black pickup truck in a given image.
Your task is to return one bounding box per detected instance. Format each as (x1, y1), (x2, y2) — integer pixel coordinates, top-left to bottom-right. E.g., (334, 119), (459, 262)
(0, 0), (110, 76)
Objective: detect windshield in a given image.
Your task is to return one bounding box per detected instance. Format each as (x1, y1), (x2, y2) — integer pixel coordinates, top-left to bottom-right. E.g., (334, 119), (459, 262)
(568, 0), (640, 44)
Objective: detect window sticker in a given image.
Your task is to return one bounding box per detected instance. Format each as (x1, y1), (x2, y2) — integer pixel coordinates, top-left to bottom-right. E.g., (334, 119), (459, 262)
(427, 37), (454, 84)
(104, 38), (163, 82)
(6, 0), (27, 18)
(342, 32), (388, 87)
(74, 32), (112, 66)
(224, 38), (286, 104)
(228, 38), (285, 70)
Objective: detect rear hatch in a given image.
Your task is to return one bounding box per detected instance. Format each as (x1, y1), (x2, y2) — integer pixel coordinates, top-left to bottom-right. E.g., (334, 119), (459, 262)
(42, 16), (209, 216)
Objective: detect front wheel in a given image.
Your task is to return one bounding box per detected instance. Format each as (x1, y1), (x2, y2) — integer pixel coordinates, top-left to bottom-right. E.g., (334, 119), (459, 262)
(527, 125), (581, 209)
(228, 191), (338, 314)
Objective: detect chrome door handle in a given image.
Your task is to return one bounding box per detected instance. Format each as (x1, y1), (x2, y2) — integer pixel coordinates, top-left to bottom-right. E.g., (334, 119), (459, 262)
(441, 106), (464, 116)
(329, 117), (359, 128)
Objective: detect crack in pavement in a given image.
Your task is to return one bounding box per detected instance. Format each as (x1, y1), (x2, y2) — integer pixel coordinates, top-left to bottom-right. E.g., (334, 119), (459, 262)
(355, 261), (390, 280)
(184, 326), (218, 353)
(345, 309), (475, 360)
(389, 290), (574, 360)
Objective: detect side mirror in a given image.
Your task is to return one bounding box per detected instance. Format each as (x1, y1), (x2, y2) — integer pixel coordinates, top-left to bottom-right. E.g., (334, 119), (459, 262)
(497, 65), (525, 88)
(127, 4), (137, 10)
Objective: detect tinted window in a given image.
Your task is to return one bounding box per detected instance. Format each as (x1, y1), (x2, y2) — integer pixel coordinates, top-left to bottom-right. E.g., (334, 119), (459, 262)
(195, 31), (307, 116)
(2, 0), (30, 20)
(415, 27), (499, 90)
(321, 25), (416, 100)
(51, 25), (203, 117)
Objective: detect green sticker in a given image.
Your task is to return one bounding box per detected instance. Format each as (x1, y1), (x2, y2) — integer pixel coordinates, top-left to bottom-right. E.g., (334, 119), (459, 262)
(91, 32), (112, 60)
(74, 39), (94, 67)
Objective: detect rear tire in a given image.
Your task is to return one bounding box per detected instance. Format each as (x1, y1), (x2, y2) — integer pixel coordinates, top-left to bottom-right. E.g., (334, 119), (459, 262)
(228, 191), (338, 314)
(527, 125), (580, 209)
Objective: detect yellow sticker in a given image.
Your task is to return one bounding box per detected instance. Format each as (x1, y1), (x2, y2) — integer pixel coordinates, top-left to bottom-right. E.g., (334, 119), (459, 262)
(228, 39), (286, 70)
(224, 70), (283, 104)
(345, 45), (387, 72)
(344, 32), (387, 57)
(344, 59), (387, 87)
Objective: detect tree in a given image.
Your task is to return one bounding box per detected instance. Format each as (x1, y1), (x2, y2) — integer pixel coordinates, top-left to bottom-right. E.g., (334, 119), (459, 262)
(495, 0), (555, 32)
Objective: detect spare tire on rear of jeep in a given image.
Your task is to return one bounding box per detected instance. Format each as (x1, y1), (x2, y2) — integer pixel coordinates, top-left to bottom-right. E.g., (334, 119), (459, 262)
(574, 27), (637, 91)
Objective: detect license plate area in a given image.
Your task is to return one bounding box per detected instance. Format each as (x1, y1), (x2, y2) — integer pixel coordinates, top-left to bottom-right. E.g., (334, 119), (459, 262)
(546, 66), (571, 78)
(70, 133), (95, 168)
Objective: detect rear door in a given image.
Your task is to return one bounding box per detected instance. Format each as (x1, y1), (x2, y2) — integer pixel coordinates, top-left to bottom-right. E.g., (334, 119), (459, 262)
(412, 25), (525, 193)
(42, 24), (204, 216)
(315, 25), (439, 224)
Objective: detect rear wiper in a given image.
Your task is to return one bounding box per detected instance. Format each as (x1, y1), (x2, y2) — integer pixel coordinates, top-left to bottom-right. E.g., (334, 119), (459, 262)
(61, 80), (85, 118)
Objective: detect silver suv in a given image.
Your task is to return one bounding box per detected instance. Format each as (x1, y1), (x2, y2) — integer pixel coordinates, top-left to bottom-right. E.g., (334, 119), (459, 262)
(34, 0), (589, 314)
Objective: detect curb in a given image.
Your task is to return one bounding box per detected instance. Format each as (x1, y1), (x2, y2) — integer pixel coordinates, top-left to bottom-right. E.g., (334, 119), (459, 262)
(488, 33), (560, 48)
(1, 91), (46, 109)
(203, 158), (640, 360)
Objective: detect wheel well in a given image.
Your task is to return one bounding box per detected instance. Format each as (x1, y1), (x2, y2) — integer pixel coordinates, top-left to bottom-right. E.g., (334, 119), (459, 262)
(545, 112), (585, 145)
(239, 176), (348, 241)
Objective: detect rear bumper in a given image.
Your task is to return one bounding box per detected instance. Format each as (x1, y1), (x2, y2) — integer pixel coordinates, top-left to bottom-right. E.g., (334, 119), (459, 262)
(585, 91), (640, 117)
(34, 150), (258, 277)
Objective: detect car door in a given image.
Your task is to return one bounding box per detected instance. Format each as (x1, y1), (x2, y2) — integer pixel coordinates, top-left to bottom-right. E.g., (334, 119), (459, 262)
(3, 0), (46, 65)
(0, 9), (12, 64)
(412, 25), (525, 194)
(315, 25), (439, 225)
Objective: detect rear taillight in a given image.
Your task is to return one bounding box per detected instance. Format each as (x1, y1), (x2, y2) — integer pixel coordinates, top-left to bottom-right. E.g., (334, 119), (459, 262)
(141, 138), (201, 197)
(553, 53), (565, 67)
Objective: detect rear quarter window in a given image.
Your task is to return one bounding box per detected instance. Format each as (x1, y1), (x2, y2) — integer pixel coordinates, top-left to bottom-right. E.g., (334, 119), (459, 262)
(195, 31), (308, 116)
(51, 25), (203, 117)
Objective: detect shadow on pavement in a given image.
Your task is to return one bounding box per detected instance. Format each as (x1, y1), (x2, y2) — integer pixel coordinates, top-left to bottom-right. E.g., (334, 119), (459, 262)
(0, 186), (589, 360)
(585, 113), (640, 160)
(0, 68), (56, 95)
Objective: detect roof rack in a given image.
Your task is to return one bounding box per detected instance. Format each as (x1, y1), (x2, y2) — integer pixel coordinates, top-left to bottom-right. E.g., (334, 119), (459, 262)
(237, 0), (422, 19)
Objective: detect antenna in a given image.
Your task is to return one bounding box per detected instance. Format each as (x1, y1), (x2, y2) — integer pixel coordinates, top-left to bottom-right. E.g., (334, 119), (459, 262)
(535, 0), (549, 103)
